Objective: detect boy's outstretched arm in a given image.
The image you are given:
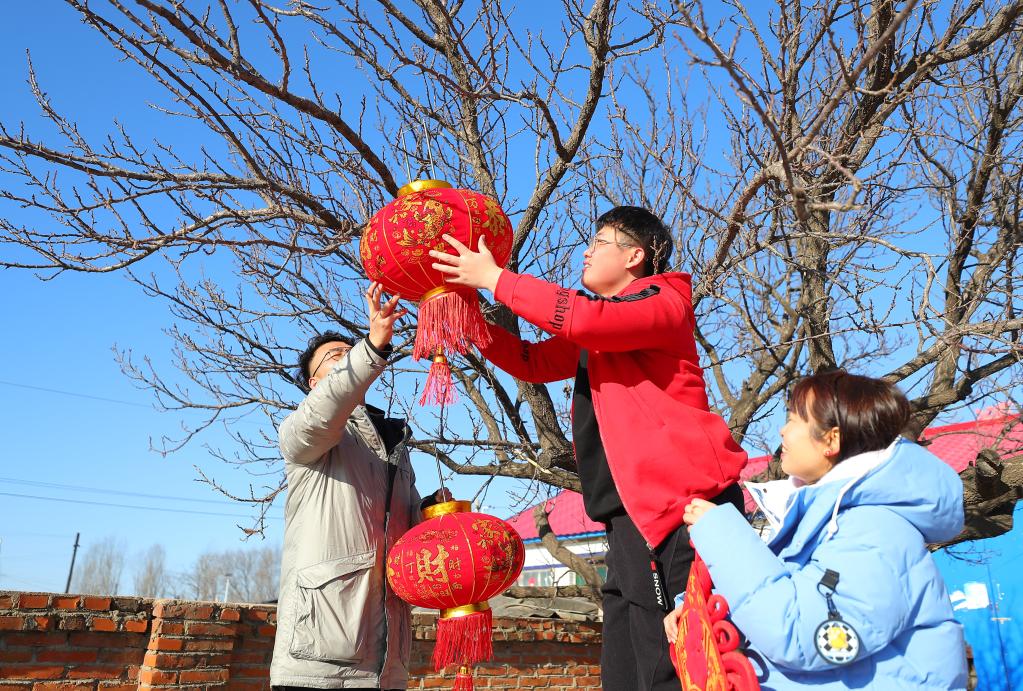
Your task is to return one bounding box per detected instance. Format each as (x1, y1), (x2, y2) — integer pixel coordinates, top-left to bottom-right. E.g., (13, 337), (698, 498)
(478, 320), (580, 384)
(431, 235), (689, 353)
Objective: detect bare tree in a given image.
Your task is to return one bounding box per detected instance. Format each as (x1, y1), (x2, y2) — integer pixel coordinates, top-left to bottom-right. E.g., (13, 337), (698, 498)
(133, 544), (169, 598)
(73, 536), (126, 596)
(1, 0), (1022, 592)
(175, 544), (280, 603)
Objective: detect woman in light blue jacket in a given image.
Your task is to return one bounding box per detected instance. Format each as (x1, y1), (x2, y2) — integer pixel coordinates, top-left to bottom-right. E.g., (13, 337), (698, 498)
(664, 370), (968, 690)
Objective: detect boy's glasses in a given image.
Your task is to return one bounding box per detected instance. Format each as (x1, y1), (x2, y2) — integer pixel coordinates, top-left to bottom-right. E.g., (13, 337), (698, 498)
(587, 236), (636, 251)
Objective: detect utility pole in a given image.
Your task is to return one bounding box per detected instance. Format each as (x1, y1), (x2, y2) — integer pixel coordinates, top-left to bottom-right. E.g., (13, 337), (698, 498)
(65, 532), (80, 593)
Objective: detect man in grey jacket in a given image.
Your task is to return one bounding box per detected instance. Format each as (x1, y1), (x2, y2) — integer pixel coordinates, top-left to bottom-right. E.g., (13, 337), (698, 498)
(271, 283), (441, 690)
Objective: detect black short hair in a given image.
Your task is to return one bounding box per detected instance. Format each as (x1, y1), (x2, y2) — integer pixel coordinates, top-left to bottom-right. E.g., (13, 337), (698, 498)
(788, 369), (910, 463)
(595, 206), (673, 276)
(297, 331), (354, 391)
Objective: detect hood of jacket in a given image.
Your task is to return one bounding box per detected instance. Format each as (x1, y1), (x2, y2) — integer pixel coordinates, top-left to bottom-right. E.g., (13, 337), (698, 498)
(747, 438), (964, 552)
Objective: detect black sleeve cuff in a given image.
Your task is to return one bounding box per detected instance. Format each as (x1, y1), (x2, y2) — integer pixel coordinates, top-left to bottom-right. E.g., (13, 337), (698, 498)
(420, 492), (440, 512)
(365, 337), (393, 361)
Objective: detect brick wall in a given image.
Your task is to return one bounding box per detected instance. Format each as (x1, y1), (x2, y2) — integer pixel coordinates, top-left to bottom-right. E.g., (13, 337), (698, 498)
(0, 592), (602, 690)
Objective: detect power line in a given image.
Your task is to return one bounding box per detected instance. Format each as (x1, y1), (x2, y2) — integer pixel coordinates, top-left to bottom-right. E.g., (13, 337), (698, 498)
(0, 492), (284, 520)
(0, 379), (153, 408)
(0, 477), (282, 508)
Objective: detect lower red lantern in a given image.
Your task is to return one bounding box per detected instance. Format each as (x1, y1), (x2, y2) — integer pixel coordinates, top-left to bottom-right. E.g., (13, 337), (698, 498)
(386, 500), (525, 689)
(671, 552), (760, 690)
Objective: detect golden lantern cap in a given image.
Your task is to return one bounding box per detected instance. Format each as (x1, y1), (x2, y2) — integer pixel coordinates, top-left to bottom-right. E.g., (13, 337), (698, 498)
(396, 179), (452, 197)
(422, 499), (472, 520)
(441, 601), (490, 619)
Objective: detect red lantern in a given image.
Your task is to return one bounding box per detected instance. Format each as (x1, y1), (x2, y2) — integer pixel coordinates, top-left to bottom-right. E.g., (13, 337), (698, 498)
(386, 500), (525, 690)
(360, 180), (514, 405)
(670, 553), (760, 691)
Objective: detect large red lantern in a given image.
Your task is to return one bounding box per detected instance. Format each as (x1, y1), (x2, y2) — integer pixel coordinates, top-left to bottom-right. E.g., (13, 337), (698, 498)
(386, 500), (525, 690)
(360, 180), (514, 404)
(671, 553), (760, 690)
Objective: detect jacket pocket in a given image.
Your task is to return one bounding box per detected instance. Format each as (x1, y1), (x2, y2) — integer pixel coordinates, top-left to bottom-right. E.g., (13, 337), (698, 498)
(289, 550), (377, 663)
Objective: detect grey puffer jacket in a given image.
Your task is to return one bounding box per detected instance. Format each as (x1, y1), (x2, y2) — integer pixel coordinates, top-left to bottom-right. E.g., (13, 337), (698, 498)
(270, 338), (421, 689)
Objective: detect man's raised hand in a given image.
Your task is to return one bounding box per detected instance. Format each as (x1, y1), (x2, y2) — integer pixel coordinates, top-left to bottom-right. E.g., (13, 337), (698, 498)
(366, 281), (407, 350)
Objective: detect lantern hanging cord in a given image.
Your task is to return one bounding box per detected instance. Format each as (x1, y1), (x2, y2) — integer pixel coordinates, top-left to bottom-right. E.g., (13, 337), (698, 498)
(433, 404), (448, 497)
(399, 127), (413, 182)
(422, 89), (438, 180)
(422, 119), (436, 180)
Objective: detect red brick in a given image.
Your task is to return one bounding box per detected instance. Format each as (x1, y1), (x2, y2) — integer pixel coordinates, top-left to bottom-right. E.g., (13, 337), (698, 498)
(148, 637), (184, 652)
(224, 682), (268, 691)
(37, 650), (98, 664)
(28, 684), (94, 691)
(0, 684), (31, 691)
(0, 650), (34, 663)
(17, 594), (50, 609)
(97, 685), (135, 691)
(4, 633), (67, 647)
(90, 618), (117, 632)
(228, 665), (269, 678)
(184, 621), (235, 637)
(136, 669), (177, 685)
(65, 666), (123, 680)
(227, 651), (268, 664)
(51, 597), (81, 611)
(122, 619), (148, 634)
(142, 652), (202, 669)
(152, 602), (213, 620)
(178, 669), (229, 684)
(0, 594), (15, 608)
(97, 649), (146, 665)
(0, 616), (25, 631)
(256, 625), (276, 637)
(67, 632), (138, 648)
(218, 608), (242, 622)
(0, 666), (63, 681)
(152, 621), (184, 636)
(82, 597), (111, 611)
(56, 615), (86, 631)
(183, 639), (234, 652)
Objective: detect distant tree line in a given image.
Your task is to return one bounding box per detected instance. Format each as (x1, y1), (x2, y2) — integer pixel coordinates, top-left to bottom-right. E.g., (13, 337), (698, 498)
(72, 537), (280, 603)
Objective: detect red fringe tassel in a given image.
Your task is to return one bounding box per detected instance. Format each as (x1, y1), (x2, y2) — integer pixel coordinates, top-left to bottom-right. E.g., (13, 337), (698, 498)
(433, 608), (493, 671)
(413, 289), (491, 361)
(420, 354), (458, 406)
(453, 667), (475, 691)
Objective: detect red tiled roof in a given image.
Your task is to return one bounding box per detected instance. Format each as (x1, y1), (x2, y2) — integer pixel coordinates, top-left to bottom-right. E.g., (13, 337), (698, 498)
(506, 411), (1023, 538)
(505, 491), (603, 542)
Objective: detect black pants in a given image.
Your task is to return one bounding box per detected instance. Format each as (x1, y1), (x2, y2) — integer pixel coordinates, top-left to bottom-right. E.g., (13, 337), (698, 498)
(599, 484), (744, 691)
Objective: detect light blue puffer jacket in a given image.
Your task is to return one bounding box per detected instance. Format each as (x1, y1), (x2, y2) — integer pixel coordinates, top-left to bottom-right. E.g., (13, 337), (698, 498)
(686, 439), (968, 690)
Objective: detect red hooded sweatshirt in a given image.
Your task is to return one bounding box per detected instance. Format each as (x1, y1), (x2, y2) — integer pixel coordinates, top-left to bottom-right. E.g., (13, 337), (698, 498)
(479, 270), (748, 548)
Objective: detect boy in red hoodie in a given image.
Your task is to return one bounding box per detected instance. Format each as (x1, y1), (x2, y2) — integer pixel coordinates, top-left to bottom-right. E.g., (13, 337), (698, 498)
(430, 206), (747, 691)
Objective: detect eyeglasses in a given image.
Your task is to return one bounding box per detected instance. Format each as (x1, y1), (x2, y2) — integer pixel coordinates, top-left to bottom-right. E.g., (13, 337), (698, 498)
(312, 345), (352, 377)
(587, 236), (637, 252)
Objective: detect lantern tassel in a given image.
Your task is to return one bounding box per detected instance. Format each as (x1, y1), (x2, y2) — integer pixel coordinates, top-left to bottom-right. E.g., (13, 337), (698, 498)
(453, 666), (475, 691)
(433, 607), (493, 671)
(420, 350), (458, 406)
(413, 288), (491, 360)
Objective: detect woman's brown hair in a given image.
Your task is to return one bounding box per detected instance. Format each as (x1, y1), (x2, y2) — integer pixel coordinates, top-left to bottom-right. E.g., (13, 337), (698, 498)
(788, 370), (910, 463)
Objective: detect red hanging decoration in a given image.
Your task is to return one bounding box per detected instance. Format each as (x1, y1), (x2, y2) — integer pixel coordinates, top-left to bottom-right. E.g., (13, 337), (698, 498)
(360, 180), (513, 404)
(670, 552), (761, 691)
(386, 500), (525, 689)
(420, 348), (457, 406)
